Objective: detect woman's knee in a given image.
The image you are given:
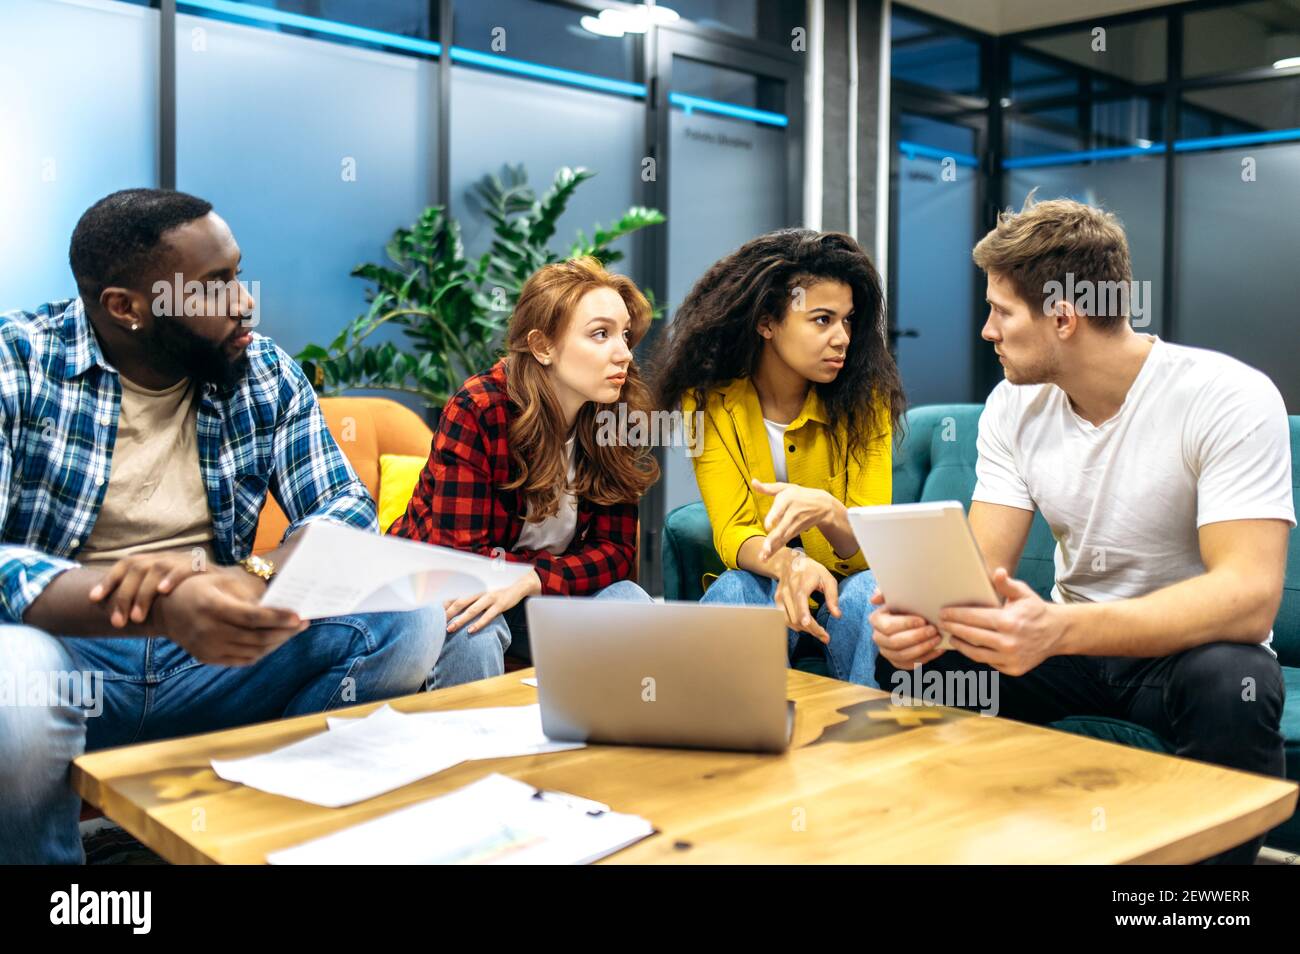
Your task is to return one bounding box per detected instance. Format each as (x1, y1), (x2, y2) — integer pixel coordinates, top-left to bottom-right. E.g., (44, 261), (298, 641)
(365, 605), (447, 690)
(449, 611), (512, 662)
(701, 569), (771, 605)
(835, 570), (878, 607)
(595, 580), (654, 603)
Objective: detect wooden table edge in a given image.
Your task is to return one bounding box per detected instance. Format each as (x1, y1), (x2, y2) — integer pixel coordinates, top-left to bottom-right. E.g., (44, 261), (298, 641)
(70, 669), (1300, 866)
(1122, 782), (1298, 864)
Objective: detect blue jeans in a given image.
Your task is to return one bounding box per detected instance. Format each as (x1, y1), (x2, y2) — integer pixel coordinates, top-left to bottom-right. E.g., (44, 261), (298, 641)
(430, 579), (654, 689)
(700, 568), (880, 688)
(0, 607), (443, 864)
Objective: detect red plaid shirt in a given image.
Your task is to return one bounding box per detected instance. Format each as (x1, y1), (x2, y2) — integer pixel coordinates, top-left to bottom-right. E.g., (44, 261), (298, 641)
(387, 360), (639, 595)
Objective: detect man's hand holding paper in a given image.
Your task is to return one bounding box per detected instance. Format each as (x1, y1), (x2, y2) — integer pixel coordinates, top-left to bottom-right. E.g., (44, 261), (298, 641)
(259, 522), (537, 620)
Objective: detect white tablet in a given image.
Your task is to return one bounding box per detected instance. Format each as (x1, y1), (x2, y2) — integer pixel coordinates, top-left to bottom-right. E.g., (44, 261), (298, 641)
(847, 501), (999, 650)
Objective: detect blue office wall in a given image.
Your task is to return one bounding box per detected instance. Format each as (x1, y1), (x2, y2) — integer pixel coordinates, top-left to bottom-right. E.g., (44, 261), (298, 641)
(0, 0), (159, 310)
(448, 65), (643, 274)
(176, 12), (438, 359)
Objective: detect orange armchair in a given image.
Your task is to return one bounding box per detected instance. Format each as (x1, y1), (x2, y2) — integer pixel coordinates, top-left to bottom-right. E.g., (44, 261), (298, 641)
(252, 397), (434, 555)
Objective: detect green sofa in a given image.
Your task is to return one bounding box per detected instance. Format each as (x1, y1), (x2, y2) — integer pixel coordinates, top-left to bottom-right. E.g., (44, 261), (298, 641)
(661, 403), (1300, 852)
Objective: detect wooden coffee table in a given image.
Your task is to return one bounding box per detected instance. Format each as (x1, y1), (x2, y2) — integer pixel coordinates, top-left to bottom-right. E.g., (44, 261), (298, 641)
(71, 669), (1297, 864)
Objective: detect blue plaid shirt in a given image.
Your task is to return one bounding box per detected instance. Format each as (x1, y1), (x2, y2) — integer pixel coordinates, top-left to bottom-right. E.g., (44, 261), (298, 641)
(0, 298), (377, 623)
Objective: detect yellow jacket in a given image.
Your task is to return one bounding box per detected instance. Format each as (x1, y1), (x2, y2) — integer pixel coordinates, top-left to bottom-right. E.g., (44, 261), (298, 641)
(684, 377), (892, 577)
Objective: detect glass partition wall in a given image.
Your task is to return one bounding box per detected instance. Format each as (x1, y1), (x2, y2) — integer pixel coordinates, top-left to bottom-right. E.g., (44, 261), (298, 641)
(891, 0), (1300, 411)
(8, 1), (1297, 590)
(0, 0), (806, 593)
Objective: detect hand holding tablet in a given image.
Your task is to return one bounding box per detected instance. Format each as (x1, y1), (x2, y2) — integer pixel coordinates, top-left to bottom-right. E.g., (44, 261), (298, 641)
(847, 502), (1000, 652)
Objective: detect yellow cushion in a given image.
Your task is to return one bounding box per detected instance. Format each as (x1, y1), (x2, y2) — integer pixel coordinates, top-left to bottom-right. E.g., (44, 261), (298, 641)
(377, 454), (427, 533)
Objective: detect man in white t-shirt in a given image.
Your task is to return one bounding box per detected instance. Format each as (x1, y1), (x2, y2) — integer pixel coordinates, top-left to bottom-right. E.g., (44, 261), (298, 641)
(870, 196), (1294, 864)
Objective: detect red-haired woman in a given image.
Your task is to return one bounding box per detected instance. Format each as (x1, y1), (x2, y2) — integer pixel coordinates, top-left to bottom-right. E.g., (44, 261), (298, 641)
(389, 257), (658, 686)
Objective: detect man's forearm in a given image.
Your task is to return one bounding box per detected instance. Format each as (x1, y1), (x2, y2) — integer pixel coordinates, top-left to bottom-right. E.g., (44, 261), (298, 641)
(22, 567), (163, 637)
(1056, 568), (1277, 657)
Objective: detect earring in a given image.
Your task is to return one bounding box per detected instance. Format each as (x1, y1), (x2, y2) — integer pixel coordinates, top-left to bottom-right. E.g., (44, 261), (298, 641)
(130, 322), (139, 331)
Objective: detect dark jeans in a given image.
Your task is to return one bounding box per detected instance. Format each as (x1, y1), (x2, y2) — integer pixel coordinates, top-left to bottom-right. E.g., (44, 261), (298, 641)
(876, 641), (1287, 865)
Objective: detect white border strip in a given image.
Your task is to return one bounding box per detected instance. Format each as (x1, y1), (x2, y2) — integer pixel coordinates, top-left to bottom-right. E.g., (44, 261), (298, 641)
(803, 0), (824, 230)
(875, 0), (892, 279)
(847, 0), (859, 239)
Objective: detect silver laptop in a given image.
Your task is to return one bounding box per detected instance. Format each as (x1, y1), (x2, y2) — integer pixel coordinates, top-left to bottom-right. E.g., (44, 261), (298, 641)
(526, 598), (794, 753)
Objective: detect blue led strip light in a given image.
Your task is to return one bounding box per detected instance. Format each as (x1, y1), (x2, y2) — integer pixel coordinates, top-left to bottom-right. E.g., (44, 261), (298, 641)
(668, 92), (789, 128)
(897, 140), (979, 167)
(1003, 142), (1165, 169)
(179, 0), (442, 57)
(1002, 127), (1300, 168)
(448, 46), (646, 97)
(1173, 127), (1300, 153)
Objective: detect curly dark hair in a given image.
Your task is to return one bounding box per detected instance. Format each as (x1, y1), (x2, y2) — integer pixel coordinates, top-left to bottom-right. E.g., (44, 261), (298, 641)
(652, 228), (905, 462)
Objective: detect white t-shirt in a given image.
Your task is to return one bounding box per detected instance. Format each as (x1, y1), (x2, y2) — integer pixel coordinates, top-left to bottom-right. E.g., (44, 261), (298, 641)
(514, 436), (579, 554)
(763, 417), (790, 482)
(973, 337), (1295, 645)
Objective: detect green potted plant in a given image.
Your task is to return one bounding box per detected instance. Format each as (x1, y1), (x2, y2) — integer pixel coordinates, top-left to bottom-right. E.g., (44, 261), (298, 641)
(296, 164), (665, 412)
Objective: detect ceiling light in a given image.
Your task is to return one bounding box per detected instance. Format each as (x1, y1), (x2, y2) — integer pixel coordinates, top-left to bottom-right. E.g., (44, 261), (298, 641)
(580, 14), (626, 37)
(581, 5), (679, 38)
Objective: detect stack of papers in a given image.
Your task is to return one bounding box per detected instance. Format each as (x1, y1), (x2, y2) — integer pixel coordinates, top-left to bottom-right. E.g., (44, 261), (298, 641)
(267, 774), (654, 865)
(260, 521), (535, 619)
(211, 704), (582, 808)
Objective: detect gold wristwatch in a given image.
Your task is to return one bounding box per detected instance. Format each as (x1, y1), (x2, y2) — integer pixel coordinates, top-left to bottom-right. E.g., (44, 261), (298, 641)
(239, 554), (277, 583)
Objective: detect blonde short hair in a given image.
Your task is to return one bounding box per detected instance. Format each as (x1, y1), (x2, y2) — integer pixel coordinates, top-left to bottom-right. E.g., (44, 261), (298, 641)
(972, 192), (1133, 330)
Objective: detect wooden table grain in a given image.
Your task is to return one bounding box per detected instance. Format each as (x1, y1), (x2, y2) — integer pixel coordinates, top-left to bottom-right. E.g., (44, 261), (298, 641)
(71, 669), (1298, 864)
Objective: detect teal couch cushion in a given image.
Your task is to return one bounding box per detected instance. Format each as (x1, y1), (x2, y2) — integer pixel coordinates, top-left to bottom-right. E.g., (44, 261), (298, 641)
(663, 502), (725, 602)
(1049, 716), (1172, 753)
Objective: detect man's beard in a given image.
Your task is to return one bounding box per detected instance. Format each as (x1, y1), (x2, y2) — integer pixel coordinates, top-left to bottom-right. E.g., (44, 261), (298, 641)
(1003, 351), (1059, 386)
(147, 317), (250, 389)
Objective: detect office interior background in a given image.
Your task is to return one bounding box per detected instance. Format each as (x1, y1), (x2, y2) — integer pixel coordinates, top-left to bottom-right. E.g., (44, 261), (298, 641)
(2, 0), (1297, 594)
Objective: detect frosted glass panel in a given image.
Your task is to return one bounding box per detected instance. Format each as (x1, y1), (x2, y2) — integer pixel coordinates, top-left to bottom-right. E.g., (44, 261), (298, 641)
(448, 66), (643, 269)
(0, 0), (158, 309)
(1007, 158), (1165, 337)
(1176, 143), (1300, 412)
(662, 107), (789, 515)
(177, 12), (437, 358)
(895, 154), (978, 406)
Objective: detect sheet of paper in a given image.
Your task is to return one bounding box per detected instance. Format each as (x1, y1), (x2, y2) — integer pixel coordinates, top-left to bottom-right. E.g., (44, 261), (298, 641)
(326, 704), (582, 760)
(260, 521), (534, 619)
(521, 677), (538, 687)
(211, 705), (466, 808)
(266, 773), (654, 865)
(213, 705), (583, 808)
